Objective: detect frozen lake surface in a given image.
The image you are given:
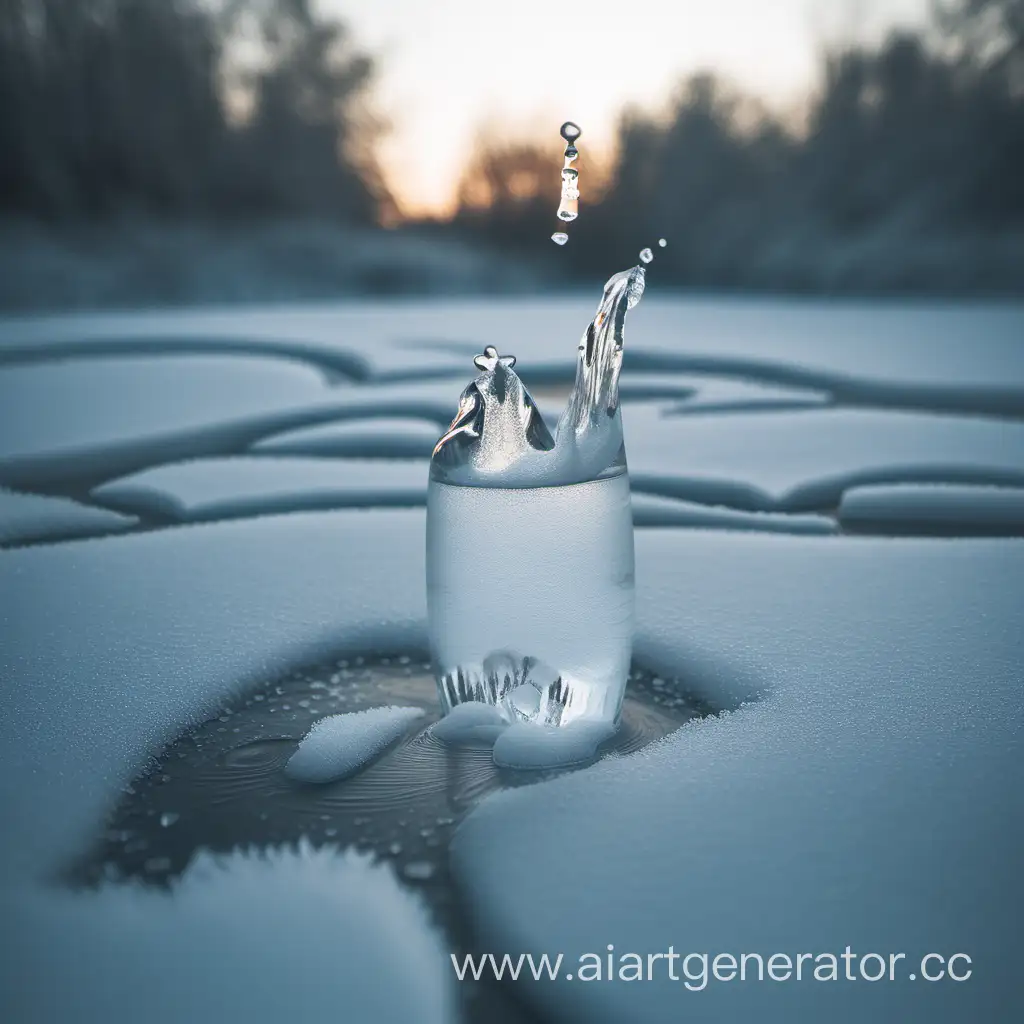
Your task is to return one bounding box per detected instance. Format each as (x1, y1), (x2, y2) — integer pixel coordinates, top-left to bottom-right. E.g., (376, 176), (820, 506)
(0, 294), (1022, 1023)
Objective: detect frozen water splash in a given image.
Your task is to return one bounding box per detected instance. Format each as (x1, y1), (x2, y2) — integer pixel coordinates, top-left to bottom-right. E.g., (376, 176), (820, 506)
(430, 264), (645, 489)
(427, 262), (646, 729)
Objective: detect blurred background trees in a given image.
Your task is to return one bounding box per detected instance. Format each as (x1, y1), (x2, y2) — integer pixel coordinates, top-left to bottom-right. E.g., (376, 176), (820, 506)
(0, 0), (1021, 302)
(0, 0), (387, 221)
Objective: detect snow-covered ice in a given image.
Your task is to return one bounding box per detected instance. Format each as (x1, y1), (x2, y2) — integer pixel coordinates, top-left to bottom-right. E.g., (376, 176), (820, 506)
(0, 486), (137, 544)
(285, 706), (426, 783)
(93, 457), (429, 521)
(3, 297), (1023, 407)
(0, 354), (331, 487)
(630, 492), (835, 533)
(0, 510), (426, 879)
(252, 416), (441, 459)
(452, 530), (1024, 1023)
(2, 294), (1022, 1024)
(839, 482), (1024, 534)
(0, 843), (454, 1024)
(624, 406), (1024, 510)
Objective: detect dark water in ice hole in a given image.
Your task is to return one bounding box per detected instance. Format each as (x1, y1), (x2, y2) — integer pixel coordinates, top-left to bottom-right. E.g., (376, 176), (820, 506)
(71, 654), (710, 1024)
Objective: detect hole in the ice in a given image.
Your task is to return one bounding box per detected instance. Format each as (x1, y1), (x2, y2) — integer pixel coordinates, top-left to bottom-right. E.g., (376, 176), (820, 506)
(73, 655), (708, 890)
(68, 655), (716, 1024)
(68, 653), (713, 1022)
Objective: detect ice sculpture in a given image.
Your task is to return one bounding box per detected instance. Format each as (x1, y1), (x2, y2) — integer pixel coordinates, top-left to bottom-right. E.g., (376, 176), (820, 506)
(426, 263), (646, 728)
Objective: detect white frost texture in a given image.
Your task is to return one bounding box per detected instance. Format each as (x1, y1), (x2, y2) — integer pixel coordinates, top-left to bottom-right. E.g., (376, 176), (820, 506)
(0, 843), (454, 1024)
(286, 706), (426, 782)
(453, 530), (1023, 1024)
(93, 456), (428, 521)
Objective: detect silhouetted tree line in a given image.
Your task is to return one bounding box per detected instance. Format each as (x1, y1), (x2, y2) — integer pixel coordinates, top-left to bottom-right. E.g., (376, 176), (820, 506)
(0, 0), (388, 222)
(451, 0), (1024, 292)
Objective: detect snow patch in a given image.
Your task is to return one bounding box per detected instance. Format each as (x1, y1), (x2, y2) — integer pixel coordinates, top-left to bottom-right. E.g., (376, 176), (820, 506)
(452, 530), (1024, 1023)
(630, 492), (835, 533)
(0, 354), (331, 487)
(625, 406), (1024, 510)
(0, 486), (136, 544)
(0, 843), (454, 1024)
(93, 457), (428, 521)
(252, 417), (440, 459)
(0, 509), (427, 881)
(285, 706), (426, 783)
(839, 482), (1024, 534)
(430, 702), (509, 746)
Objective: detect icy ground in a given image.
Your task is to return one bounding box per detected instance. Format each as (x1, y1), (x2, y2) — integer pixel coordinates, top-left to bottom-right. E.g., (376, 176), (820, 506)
(0, 295), (1022, 1023)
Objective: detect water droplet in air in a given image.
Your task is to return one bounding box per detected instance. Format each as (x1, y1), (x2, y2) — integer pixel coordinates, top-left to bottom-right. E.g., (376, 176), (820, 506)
(639, 247), (654, 264)
(658, 238), (667, 247)
(551, 232), (569, 245)
(560, 121), (582, 143)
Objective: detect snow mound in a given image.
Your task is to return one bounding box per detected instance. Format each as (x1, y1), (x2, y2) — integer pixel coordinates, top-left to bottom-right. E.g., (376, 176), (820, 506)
(491, 720), (616, 770)
(252, 417), (440, 459)
(452, 530), (1024, 1023)
(431, 701), (509, 746)
(0, 354), (331, 488)
(0, 509), (427, 880)
(839, 482), (1024, 534)
(0, 842), (454, 1024)
(0, 486), (136, 544)
(285, 707), (426, 783)
(93, 457), (428, 521)
(625, 406), (1024, 510)
(631, 492), (835, 534)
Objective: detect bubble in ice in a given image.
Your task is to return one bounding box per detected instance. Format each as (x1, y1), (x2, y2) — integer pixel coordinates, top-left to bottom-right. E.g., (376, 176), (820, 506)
(427, 260), (647, 734)
(639, 247), (654, 264)
(551, 232), (569, 245)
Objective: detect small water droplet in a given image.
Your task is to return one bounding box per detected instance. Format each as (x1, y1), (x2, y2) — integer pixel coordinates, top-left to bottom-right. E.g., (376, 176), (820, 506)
(658, 238), (668, 247)
(159, 812), (179, 828)
(639, 247), (654, 264)
(560, 121), (582, 143)
(551, 232), (569, 245)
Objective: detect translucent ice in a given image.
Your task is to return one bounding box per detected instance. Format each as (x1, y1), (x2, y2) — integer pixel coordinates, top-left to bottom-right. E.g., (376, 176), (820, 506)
(285, 706), (425, 783)
(427, 264), (645, 728)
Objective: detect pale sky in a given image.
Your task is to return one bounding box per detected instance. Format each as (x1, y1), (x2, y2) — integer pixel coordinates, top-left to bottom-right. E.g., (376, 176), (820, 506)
(325, 0), (931, 217)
